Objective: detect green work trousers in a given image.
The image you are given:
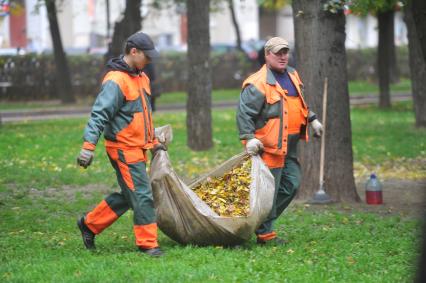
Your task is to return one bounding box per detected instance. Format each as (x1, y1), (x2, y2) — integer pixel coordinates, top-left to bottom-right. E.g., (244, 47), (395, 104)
(256, 134), (301, 236)
(84, 148), (158, 248)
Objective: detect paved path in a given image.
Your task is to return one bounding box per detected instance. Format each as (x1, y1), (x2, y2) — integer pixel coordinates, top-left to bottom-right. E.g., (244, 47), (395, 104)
(0, 93), (412, 123)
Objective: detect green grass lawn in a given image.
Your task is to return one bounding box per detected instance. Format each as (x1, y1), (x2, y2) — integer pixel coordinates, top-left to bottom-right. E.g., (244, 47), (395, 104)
(0, 101), (424, 282)
(1, 196), (420, 282)
(142, 79), (413, 106)
(349, 79), (411, 95)
(0, 79), (411, 111)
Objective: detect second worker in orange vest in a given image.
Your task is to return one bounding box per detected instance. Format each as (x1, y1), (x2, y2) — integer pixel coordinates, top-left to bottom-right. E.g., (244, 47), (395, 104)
(76, 32), (166, 257)
(236, 37), (323, 245)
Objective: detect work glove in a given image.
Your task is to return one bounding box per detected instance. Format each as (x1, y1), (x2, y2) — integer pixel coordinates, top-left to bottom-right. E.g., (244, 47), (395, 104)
(246, 138), (264, 156)
(154, 125), (173, 145)
(151, 143), (167, 157)
(77, 148), (94, 169)
(311, 119), (323, 138)
(154, 128), (167, 144)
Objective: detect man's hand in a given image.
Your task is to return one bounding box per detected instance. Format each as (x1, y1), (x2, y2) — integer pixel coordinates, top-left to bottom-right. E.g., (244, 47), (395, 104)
(77, 149), (94, 169)
(154, 125), (172, 145)
(151, 143), (167, 157)
(154, 128), (166, 144)
(311, 119), (323, 137)
(246, 138), (264, 156)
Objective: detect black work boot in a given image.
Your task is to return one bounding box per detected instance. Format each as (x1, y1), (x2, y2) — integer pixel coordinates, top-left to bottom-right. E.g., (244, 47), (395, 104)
(256, 237), (288, 246)
(138, 247), (164, 257)
(77, 217), (96, 250)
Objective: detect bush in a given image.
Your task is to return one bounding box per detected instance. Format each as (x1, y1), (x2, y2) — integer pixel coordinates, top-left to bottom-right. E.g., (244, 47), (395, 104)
(346, 46), (409, 81)
(0, 47), (410, 101)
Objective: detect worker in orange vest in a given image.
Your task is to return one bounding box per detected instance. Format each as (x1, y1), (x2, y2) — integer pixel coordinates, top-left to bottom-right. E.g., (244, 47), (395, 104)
(237, 37), (323, 245)
(76, 32), (166, 257)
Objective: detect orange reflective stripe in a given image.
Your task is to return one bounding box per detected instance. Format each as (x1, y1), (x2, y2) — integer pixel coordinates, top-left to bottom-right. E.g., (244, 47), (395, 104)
(107, 147), (147, 190)
(106, 147), (118, 159)
(82, 141), (96, 151)
(85, 200), (119, 234)
(257, 231), (277, 241)
(134, 223), (159, 249)
(116, 160), (134, 190)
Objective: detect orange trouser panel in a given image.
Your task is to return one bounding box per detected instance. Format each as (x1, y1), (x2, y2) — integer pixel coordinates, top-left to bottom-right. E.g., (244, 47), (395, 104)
(85, 199), (119, 234)
(108, 147), (158, 247)
(107, 148), (156, 225)
(134, 223), (159, 249)
(257, 231), (277, 241)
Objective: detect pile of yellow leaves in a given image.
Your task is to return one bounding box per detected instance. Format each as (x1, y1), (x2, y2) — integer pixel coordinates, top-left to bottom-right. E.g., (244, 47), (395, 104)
(192, 158), (252, 217)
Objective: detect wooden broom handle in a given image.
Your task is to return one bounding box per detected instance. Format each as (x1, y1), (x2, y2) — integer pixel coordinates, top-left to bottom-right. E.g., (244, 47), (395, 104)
(319, 77), (328, 187)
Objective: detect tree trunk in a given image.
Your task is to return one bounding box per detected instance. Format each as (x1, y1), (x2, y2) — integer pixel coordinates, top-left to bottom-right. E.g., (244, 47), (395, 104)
(227, 0), (243, 53)
(385, 10), (399, 84)
(292, 0), (359, 202)
(105, 0), (142, 60)
(377, 10), (395, 108)
(186, 0), (213, 151)
(45, 0), (75, 104)
(106, 0), (111, 40)
(410, 0), (426, 63)
(405, 3), (426, 128)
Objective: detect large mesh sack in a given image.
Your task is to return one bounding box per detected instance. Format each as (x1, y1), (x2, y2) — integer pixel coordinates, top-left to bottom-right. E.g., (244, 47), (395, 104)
(150, 126), (275, 246)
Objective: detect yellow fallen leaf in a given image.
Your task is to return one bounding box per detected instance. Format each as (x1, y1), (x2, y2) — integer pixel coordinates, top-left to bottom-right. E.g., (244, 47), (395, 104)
(192, 158), (251, 216)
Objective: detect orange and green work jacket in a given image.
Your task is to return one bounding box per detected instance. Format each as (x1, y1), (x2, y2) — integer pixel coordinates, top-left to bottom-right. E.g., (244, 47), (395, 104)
(81, 57), (159, 160)
(237, 65), (316, 168)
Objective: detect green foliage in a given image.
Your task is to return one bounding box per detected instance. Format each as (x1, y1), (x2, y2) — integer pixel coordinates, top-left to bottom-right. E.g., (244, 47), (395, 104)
(350, 0), (402, 15)
(0, 78), (413, 111)
(346, 46), (410, 81)
(323, 0), (347, 14)
(257, 0), (290, 10)
(0, 46), (410, 101)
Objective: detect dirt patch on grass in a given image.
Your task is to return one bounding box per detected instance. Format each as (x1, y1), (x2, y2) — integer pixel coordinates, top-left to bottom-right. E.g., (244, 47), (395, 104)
(354, 179), (426, 217)
(298, 179), (426, 218)
(27, 184), (116, 201)
(3, 179), (425, 218)
(0, 184), (116, 203)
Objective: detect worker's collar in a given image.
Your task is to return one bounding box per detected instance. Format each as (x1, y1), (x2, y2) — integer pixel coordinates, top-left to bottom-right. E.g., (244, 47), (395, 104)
(105, 55), (142, 76)
(266, 66), (286, 85)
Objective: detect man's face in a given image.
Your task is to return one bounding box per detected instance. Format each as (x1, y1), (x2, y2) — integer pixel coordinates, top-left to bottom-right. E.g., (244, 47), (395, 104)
(130, 48), (151, 69)
(265, 48), (289, 73)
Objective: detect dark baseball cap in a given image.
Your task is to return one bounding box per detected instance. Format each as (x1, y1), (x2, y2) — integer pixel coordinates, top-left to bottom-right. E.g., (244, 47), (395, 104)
(126, 32), (160, 59)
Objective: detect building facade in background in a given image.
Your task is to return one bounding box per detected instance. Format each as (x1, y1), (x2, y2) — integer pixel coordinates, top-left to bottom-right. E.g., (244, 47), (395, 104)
(0, 0), (408, 55)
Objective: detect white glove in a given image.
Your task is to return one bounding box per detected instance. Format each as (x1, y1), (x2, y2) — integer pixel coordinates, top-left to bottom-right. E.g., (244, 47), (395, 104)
(311, 119), (323, 137)
(77, 149), (94, 169)
(246, 138), (264, 156)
